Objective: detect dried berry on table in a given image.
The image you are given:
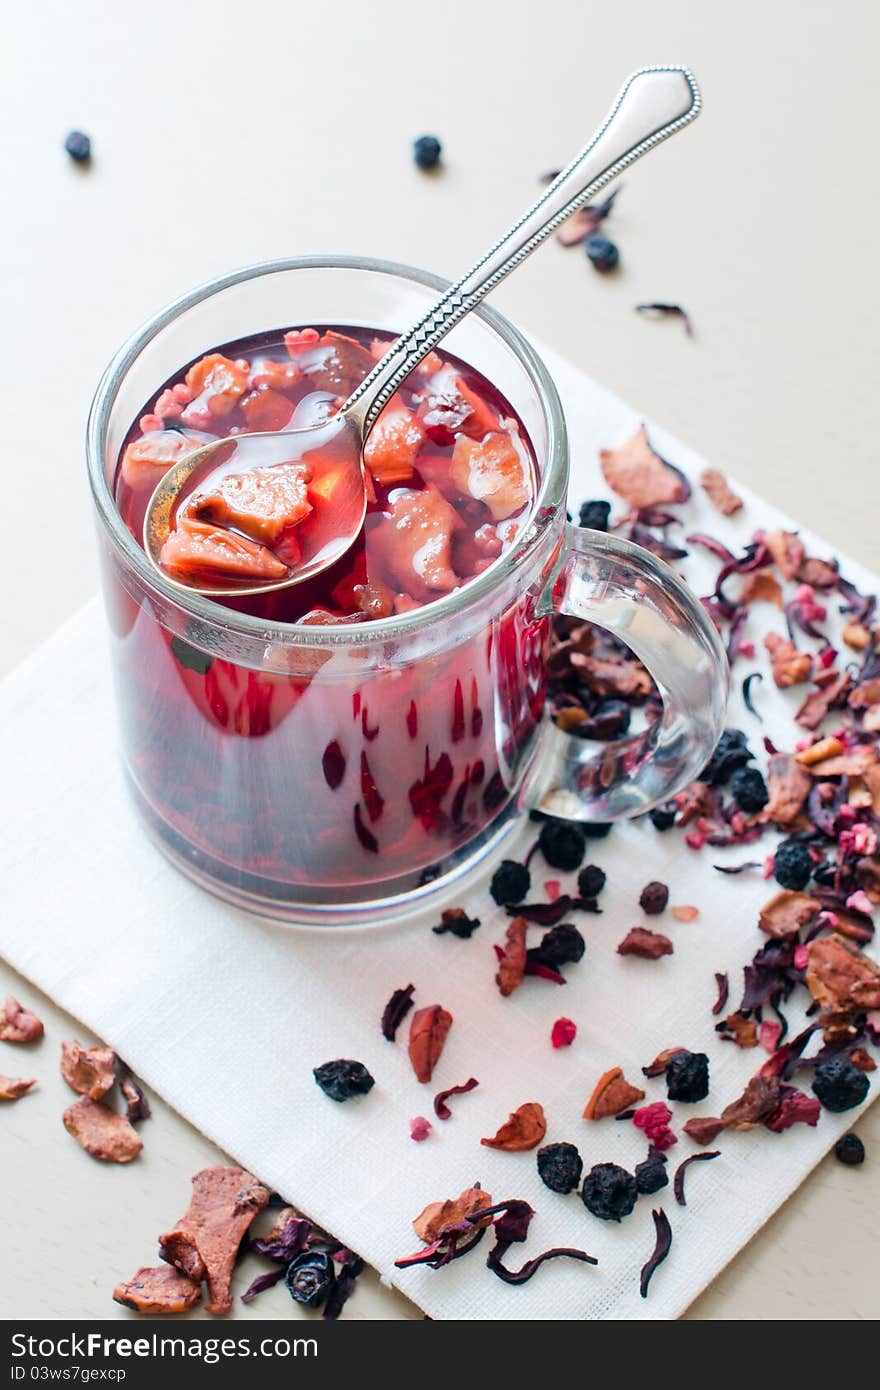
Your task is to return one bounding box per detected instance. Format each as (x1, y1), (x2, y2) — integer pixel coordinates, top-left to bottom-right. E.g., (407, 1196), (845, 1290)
(617, 927), (674, 959)
(0, 1075), (36, 1100)
(434, 1077), (479, 1120)
(702, 729), (752, 785)
(285, 1250), (336, 1309)
(577, 864), (606, 897)
(650, 803), (677, 831)
(834, 1134), (866, 1166)
(64, 129), (91, 162)
(730, 766), (769, 812)
(159, 1166), (269, 1316)
(639, 881), (669, 915)
(0, 995), (44, 1043)
(665, 1050), (710, 1103)
(578, 500), (611, 531)
(538, 817), (586, 870)
(551, 1017), (577, 1048)
(481, 1101), (547, 1151)
(531, 922), (585, 967)
(699, 467), (742, 514)
(773, 839), (814, 891)
(537, 1141), (583, 1194)
(313, 1059), (375, 1102)
(113, 1266), (201, 1314)
(635, 1146), (669, 1195)
(432, 908), (481, 937)
(408, 1006), (452, 1083)
(583, 1067), (646, 1120)
(585, 234), (619, 271)
(495, 917), (527, 997)
(63, 1097), (143, 1164)
(489, 859), (531, 906)
(412, 135), (442, 169)
(60, 1040), (117, 1100)
(380, 984), (415, 1041)
(811, 1058), (870, 1113)
(640, 1208), (673, 1298)
(581, 1163), (638, 1222)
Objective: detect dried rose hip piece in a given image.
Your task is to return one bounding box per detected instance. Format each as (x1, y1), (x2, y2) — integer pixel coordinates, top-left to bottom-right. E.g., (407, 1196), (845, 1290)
(313, 1059), (375, 1102)
(537, 1141), (583, 1193)
(159, 1167), (269, 1316)
(60, 1040), (117, 1100)
(408, 1005), (452, 1083)
(113, 1266), (202, 1314)
(581, 1163), (638, 1222)
(63, 1097), (143, 1164)
(495, 917), (527, 997)
(481, 1102), (547, 1151)
(583, 1067), (646, 1120)
(617, 927), (674, 959)
(0, 1075), (37, 1101)
(0, 995), (44, 1043)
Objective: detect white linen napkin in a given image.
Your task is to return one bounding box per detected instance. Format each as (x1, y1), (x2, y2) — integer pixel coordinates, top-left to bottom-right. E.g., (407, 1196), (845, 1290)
(1, 343), (876, 1321)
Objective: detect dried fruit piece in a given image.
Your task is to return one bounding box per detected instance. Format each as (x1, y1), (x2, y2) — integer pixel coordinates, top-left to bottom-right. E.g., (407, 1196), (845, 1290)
(599, 426), (689, 509)
(773, 839), (814, 891)
(640, 1209), (673, 1298)
(763, 529), (805, 580)
(764, 632), (812, 688)
(538, 818), (587, 870)
(642, 1047), (686, 1078)
(160, 518), (288, 583)
(617, 927), (674, 959)
(369, 486), (462, 600)
(758, 890), (820, 939)
(408, 1005), (452, 1083)
(60, 1040), (117, 1100)
(495, 917), (527, 997)
(188, 461), (312, 545)
(537, 1142), (583, 1194)
(489, 859), (531, 906)
(412, 1186), (493, 1243)
(410, 1116), (432, 1142)
(0, 1075), (36, 1100)
(0, 996), (44, 1044)
(285, 1251), (336, 1309)
(812, 1058), (870, 1112)
(764, 1085), (820, 1132)
(633, 1101), (678, 1151)
(795, 671), (851, 731)
(363, 396), (427, 485)
(805, 935), (880, 1013)
(113, 1266), (202, 1314)
(481, 1101), (547, 1151)
(700, 468), (742, 515)
(739, 569), (783, 607)
(183, 353), (249, 423)
(635, 1146), (669, 1195)
(449, 430), (529, 520)
(120, 428), (208, 492)
(313, 1059), (375, 1102)
(551, 1017), (577, 1048)
(670, 905), (699, 922)
(380, 984), (415, 1042)
(673, 1151), (720, 1206)
(639, 881), (669, 915)
(63, 1097), (143, 1163)
(716, 1011), (759, 1047)
(835, 1134), (866, 1165)
(433, 1077), (479, 1120)
(432, 908), (481, 938)
(159, 1166), (269, 1315)
(763, 753), (812, 825)
(665, 1050), (710, 1102)
(580, 1163), (638, 1222)
(583, 1067), (646, 1120)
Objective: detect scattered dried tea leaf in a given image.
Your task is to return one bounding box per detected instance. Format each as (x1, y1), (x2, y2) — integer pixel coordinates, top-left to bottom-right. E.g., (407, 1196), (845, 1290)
(432, 908), (481, 938)
(641, 1047), (686, 1078)
(739, 569), (783, 608)
(412, 1185), (493, 1243)
(763, 753), (812, 825)
(795, 671), (851, 731)
(599, 426), (689, 510)
(408, 1005), (453, 1083)
(671, 905), (699, 922)
(583, 1067), (646, 1120)
(758, 890), (820, 939)
(763, 530), (805, 581)
(804, 744), (877, 778)
(712, 973), (729, 1016)
(716, 1011), (759, 1047)
(0, 995), (44, 1043)
(60, 1040), (117, 1100)
(805, 935), (880, 1013)
(63, 1097), (143, 1164)
(481, 1102), (547, 1151)
(673, 1150), (720, 1205)
(722, 1073), (782, 1131)
(159, 1166), (269, 1315)
(380, 984), (415, 1041)
(570, 654), (654, 698)
(495, 916), (528, 997)
(433, 1077), (479, 1120)
(0, 1075), (36, 1100)
(617, 927), (674, 959)
(113, 1266), (202, 1314)
(640, 1208), (672, 1298)
(764, 632), (812, 688)
(682, 1115), (727, 1146)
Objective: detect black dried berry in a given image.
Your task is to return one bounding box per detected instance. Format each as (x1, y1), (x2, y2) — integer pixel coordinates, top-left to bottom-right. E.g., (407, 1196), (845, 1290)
(313, 1059), (375, 1102)
(634, 1147), (669, 1195)
(285, 1250), (336, 1308)
(773, 838), (814, 891)
(729, 765), (769, 812)
(64, 130), (91, 162)
(585, 234), (619, 272)
(812, 1058), (870, 1113)
(413, 134), (442, 169)
(532, 923), (585, 967)
(639, 881), (669, 915)
(649, 803), (677, 831)
(582, 820), (612, 839)
(702, 728), (752, 785)
(665, 1049), (710, 1103)
(581, 1162), (637, 1221)
(577, 864), (606, 898)
(489, 859), (531, 906)
(538, 818), (586, 870)
(578, 499), (611, 531)
(834, 1133), (866, 1166)
(537, 1141), (583, 1194)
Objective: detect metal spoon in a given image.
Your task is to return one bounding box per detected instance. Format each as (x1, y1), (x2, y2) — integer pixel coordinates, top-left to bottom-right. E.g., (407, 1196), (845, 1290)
(144, 65), (701, 597)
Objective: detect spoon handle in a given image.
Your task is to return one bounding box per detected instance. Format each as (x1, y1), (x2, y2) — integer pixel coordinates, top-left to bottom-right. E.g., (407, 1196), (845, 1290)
(345, 65), (700, 437)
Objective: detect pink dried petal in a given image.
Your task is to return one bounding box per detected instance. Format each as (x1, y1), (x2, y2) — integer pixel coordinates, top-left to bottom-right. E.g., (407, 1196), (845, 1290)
(738, 641), (756, 659)
(793, 944), (809, 970)
(846, 890), (874, 916)
(551, 1018), (577, 1049)
(544, 880), (562, 902)
(759, 1020), (783, 1054)
(410, 1116), (433, 1142)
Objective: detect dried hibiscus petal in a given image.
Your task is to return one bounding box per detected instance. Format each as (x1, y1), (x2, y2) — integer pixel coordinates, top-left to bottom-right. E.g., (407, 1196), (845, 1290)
(0, 1075), (37, 1100)
(0, 995), (44, 1043)
(763, 1085), (821, 1133)
(159, 1166), (270, 1315)
(63, 1097), (143, 1164)
(617, 927), (674, 959)
(640, 1208), (672, 1298)
(487, 1241), (597, 1285)
(700, 467), (742, 516)
(481, 1101), (547, 1151)
(673, 1150), (720, 1206)
(599, 426), (690, 509)
(495, 916), (527, 997)
(113, 1265), (202, 1314)
(434, 1077), (479, 1120)
(712, 973), (729, 1016)
(381, 983), (415, 1041)
(60, 1040), (117, 1100)
(408, 1004), (453, 1083)
(583, 1067), (646, 1120)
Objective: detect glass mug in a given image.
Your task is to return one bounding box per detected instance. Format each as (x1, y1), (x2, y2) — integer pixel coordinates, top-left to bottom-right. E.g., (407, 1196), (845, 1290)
(87, 257), (728, 926)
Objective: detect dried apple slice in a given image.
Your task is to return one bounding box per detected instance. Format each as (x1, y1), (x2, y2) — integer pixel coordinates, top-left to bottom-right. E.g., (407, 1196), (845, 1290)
(159, 518), (287, 583)
(368, 486), (462, 599)
(449, 429), (529, 521)
(188, 461), (311, 545)
(364, 394), (426, 485)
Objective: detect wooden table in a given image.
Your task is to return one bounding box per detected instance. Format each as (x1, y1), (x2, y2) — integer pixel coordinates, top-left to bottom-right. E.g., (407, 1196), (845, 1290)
(2, 0), (878, 1320)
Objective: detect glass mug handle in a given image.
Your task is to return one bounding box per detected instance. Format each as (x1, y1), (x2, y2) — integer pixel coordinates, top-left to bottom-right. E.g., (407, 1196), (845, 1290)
(526, 525), (729, 821)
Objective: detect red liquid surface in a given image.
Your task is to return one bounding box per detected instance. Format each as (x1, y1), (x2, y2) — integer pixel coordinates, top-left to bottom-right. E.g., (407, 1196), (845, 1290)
(109, 326), (549, 896)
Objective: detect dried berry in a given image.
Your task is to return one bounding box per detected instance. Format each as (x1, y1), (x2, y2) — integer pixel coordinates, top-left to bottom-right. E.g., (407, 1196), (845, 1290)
(481, 1101), (547, 1151)
(489, 859), (531, 906)
(582, 820), (613, 839)
(773, 839), (814, 891)
(580, 1163), (637, 1222)
(617, 927), (674, 959)
(532, 923), (585, 967)
(578, 499), (611, 531)
(285, 1250), (336, 1309)
(635, 1146), (669, 1195)
(834, 1134), (866, 1166)
(639, 881), (669, 915)
(408, 1006), (452, 1082)
(585, 233), (619, 271)
(730, 766), (769, 812)
(313, 1059), (375, 1102)
(64, 129), (91, 162)
(432, 908), (481, 937)
(577, 864), (606, 898)
(665, 1050), (710, 1103)
(551, 1017), (577, 1048)
(413, 134), (442, 169)
(650, 803), (677, 831)
(537, 1141), (583, 1194)
(702, 729), (752, 785)
(811, 1058), (870, 1113)
(538, 818), (586, 870)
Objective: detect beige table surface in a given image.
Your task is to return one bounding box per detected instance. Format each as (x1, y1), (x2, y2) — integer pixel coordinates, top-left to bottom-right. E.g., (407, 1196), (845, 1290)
(2, 0), (878, 1321)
